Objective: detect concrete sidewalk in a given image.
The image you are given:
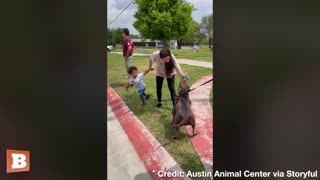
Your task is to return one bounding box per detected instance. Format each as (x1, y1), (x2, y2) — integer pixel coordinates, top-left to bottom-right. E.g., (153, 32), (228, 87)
(187, 74), (213, 176)
(177, 59), (212, 68)
(107, 103), (152, 180)
(109, 52), (212, 68)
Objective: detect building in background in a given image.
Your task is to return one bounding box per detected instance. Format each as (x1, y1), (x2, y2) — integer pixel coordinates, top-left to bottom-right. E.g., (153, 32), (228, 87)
(131, 39), (177, 49)
(131, 39), (156, 47)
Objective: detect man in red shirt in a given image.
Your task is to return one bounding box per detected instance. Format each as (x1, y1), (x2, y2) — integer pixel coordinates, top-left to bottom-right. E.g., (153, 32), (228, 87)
(122, 28), (134, 78)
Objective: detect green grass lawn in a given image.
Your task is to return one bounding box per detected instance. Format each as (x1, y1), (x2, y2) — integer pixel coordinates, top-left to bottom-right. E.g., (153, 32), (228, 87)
(113, 46), (213, 62)
(145, 47), (213, 62)
(107, 53), (212, 176)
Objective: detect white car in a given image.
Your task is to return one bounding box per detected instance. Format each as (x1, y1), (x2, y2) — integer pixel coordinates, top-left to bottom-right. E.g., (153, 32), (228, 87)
(107, 45), (113, 52)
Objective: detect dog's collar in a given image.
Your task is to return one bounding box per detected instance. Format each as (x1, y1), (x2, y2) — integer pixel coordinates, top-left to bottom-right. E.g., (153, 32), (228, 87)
(178, 91), (189, 97)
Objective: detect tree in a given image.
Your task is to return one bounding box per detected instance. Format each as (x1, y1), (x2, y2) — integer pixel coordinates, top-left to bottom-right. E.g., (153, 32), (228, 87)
(178, 21), (206, 47)
(106, 27), (113, 45)
(200, 14), (213, 48)
(111, 27), (123, 46)
(192, 22), (206, 45)
(130, 34), (140, 39)
(133, 0), (194, 47)
(173, 2), (194, 49)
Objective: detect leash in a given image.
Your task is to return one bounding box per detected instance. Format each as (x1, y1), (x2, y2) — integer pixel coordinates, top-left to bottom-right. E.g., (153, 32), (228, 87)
(188, 78), (213, 92)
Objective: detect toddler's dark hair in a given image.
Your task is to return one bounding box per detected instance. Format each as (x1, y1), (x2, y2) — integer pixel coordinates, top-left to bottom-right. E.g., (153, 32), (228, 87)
(128, 66), (137, 74)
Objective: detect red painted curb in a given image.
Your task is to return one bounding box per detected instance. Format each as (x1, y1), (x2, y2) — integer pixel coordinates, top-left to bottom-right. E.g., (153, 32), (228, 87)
(187, 74), (213, 176)
(107, 84), (189, 180)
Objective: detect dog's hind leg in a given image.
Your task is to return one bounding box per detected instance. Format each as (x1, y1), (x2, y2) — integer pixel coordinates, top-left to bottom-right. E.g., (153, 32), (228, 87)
(188, 118), (199, 138)
(171, 109), (176, 125)
(172, 119), (188, 128)
(172, 114), (182, 127)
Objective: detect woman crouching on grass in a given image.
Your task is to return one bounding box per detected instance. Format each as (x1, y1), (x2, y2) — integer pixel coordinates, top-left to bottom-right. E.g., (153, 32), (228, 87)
(149, 48), (188, 108)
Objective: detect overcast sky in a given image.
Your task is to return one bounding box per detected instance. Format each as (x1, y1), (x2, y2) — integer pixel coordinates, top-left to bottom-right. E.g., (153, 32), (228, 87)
(107, 0), (213, 35)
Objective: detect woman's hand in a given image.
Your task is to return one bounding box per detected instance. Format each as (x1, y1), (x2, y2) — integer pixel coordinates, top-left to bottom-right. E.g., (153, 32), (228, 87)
(149, 67), (154, 71)
(182, 73), (188, 80)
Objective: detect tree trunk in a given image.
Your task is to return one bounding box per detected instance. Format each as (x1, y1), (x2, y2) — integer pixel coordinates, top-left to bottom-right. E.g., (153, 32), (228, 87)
(177, 39), (182, 49)
(208, 36), (212, 48)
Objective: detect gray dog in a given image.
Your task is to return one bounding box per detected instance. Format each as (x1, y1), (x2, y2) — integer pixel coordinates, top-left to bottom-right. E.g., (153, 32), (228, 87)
(171, 76), (199, 139)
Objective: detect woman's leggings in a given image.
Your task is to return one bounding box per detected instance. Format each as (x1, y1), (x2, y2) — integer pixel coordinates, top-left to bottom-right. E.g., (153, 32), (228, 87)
(156, 75), (176, 105)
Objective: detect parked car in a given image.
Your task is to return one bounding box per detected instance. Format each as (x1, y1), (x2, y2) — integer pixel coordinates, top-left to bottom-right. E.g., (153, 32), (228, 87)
(107, 45), (113, 52)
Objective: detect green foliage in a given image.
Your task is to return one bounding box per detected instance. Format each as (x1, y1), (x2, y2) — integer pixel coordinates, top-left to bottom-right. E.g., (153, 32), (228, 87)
(107, 28), (140, 45)
(130, 34), (140, 39)
(133, 0), (194, 45)
(181, 21), (206, 46)
(200, 14), (213, 48)
(106, 27), (113, 45)
(200, 14), (213, 38)
(172, 2), (194, 38)
(111, 27), (123, 46)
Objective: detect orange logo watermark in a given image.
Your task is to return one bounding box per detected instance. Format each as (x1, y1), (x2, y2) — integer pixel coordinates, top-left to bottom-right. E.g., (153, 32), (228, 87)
(6, 149), (30, 173)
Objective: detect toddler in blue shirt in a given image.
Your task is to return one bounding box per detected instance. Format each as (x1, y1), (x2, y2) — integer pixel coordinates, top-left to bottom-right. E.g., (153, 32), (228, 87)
(126, 66), (152, 106)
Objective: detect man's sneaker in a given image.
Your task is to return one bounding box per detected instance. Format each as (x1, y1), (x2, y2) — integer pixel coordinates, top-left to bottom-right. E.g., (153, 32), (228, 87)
(155, 102), (162, 108)
(145, 94), (151, 99)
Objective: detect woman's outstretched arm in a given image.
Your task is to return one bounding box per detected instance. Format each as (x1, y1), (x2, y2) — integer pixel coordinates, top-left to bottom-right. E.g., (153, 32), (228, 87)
(148, 52), (157, 70)
(148, 58), (154, 70)
(171, 53), (185, 76)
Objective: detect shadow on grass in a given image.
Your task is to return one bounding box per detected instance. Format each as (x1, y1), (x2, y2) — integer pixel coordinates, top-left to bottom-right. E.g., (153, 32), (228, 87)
(160, 113), (175, 139)
(109, 82), (127, 89)
(154, 140), (173, 151)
